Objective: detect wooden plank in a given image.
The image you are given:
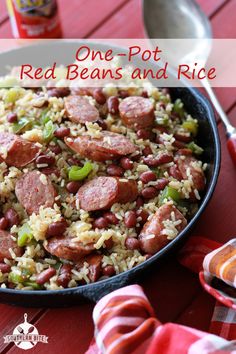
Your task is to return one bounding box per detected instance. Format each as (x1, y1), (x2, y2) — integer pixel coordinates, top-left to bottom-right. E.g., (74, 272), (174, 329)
(90, 0), (145, 38)
(212, 0), (236, 38)
(0, 1), (8, 25)
(176, 291), (215, 331)
(0, 0), (130, 38)
(7, 305), (94, 354)
(197, 0), (229, 17)
(0, 306), (43, 353)
(141, 259), (202, 323)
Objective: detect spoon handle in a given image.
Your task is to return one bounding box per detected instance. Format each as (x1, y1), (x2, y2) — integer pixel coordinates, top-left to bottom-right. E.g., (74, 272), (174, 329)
(201, 78), (236, 165)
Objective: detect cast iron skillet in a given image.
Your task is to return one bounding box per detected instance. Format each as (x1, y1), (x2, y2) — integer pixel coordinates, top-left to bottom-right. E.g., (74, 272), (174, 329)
(0, 41), (220, 307)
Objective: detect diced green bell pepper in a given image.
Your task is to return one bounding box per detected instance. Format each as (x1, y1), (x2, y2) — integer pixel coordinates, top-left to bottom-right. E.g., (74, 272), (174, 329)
(68, 162), (93, 181)
(160, 186), (181, 204)
(17, 223), (33, 247)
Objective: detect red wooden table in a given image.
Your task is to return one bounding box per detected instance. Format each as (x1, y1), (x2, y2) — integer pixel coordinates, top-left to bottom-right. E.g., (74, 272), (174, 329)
(0, 1), (236, 353)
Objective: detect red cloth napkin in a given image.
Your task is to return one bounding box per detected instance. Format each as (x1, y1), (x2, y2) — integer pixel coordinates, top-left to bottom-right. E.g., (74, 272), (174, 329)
(86, 237), (236, 354)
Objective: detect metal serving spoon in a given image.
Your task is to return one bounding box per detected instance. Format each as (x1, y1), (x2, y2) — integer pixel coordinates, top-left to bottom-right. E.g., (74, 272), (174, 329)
(143, 0), (236, 164)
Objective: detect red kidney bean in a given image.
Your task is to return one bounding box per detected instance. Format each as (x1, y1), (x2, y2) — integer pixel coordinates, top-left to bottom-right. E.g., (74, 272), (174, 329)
(66, 181), (82, 194)
(137, 129), (152, 140)
(93, 88), (106, 104)
(174, 133), (191, 143)
(40, 167), (60, 177)
(124, 211), (137, 228)
(141, 186), (158, 199)
(125, 237), (140, 250)
(168, 165), (182, 180)
(173, 140), (186, 149)
(96, 119), (107, 130)
(57, 264), (72, 287)
(136, 209), (149, 224)
(159, 103), (166, 109)
(130, 152), (141, 162)
(139, 171), (157, 184)
(7, 112), (18, 123)
(153, 178), (168, 190)
(143, 146), (153, 156)
(0, 217), (9, 230)
(54, 127), (70, 138)
(67, 157), (82, 166)
(156, 126), (168, 134)
(36, 267), (56, 285)
(4, 208), (20, 227)
(107, 164), (124, 177)
(119, 90), (129, 98)
(103, 212), (119, 225)
(107, 96), (119, 115)
(93, 217), (108, 229)
(0, 263), (11, 273)
(120, 157), (133, 170)
(36, 154), (55, 166)
(136, 197), (144, 208)
(49, 144), (62, 155)
(176, 148), (192, 156)
(170, 112), (180, 120)
(104, 238), (114, 250)
(143, 153), (173, 167)
(46, 219), (68, 238)
(141, 90), (148, 98)
(47, 87), (70, 98)
(102, 265), (116, 277)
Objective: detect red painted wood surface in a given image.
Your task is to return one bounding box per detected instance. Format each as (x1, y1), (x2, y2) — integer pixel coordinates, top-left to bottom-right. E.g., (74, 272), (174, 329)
(0, 1), (236, 354)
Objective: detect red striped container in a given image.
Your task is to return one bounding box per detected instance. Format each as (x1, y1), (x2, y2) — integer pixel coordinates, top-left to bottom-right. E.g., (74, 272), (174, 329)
(6, 0), (62, 38)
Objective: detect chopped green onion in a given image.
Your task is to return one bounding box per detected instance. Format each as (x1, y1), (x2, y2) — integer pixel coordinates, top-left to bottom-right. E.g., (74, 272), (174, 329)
(43, 120), (55, 143)
(182, 119), (198, 136)
(8, 272), (24, 284)
(41, 109), (50, 125)
(160, 186), (181, 204)
(12, 117), (30, 133)
(187, 142), (203, 155)
(23, 281), (42, 290)
(4, 88), (21, 103)
(17, 223), (33, 247)
(173, 99), (184, 118)
(68, 162), (93, 181)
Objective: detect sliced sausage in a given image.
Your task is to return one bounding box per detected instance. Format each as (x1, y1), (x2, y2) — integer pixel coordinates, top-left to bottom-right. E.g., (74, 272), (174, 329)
(15, 171), (56, 215)
(65, 131), (137, 162)
(77, 254), (103, 282)
(44, 236), (94, 262)
(0, 132), (40, 168)
(47, 87), (70, 98)
(139, 204), (187, 254)
(70, 87), (94, 96)
(0, 230), (22, 262)
(77, 176), (138, 211)
(65, 95), (99, 124)
(176, 155), (205, 191)
(119, 96), (154, 130)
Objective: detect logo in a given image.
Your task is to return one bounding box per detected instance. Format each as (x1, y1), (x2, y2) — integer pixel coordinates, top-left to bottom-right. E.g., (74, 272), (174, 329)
(4, 313), (48, 350)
